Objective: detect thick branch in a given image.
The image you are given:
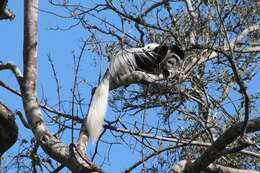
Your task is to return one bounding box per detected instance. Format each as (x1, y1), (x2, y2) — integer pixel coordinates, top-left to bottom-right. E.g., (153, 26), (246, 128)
(171, 160), (258, 173)
(0, 61), (23, 85)
(231, 24), (260, 47)
(183, 118), (260, 173)
(0, 101), (18, 156)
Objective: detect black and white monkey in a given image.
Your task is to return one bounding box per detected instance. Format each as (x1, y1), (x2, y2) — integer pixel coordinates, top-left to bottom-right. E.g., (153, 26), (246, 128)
(87, 43), (184, 142)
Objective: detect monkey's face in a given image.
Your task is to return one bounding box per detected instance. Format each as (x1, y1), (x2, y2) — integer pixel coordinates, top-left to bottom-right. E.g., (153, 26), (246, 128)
(160, 49), (183, 77)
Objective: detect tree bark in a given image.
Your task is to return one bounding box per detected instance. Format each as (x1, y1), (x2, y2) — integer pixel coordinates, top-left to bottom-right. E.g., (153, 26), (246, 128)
(183, 118), (260, 173)
(0, 101), (18, 156)
(171, 160), (258, 173)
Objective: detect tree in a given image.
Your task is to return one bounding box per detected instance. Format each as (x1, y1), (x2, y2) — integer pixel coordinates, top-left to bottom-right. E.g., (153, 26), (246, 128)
(0, 0), (259, 172)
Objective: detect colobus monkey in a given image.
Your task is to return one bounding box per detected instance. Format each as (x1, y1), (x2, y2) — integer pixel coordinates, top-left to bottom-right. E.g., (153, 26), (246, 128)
(87, 43), (184, 142)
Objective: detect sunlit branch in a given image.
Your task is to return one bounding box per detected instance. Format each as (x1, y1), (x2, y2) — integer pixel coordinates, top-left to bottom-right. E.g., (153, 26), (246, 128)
(0, 61), (23, 84)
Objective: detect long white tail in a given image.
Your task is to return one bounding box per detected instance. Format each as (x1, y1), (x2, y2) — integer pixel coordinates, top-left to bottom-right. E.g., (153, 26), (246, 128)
(86, 75), (110, 143)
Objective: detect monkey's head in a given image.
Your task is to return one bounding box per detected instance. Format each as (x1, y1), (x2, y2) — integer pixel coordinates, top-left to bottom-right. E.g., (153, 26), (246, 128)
(159, 45), (185, 77)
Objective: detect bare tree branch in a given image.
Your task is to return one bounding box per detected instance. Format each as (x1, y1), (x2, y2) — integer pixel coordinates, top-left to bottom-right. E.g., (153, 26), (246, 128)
(171, 160), (258, 173)
(184, 0), (197, 45)
(183, 118), (260, 173)
(0, 61), (23, 84)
